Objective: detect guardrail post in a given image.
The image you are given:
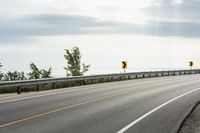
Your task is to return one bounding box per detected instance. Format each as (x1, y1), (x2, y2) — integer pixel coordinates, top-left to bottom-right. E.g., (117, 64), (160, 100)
(156, 73), (159, 77)
(142, 74), (144, 78)
(82, 80), (85, 85)
(36, 84), (39, 92)
(68, 82), (71, 87)
(52, 83), (56, 89)
(17, 86), (21, 94)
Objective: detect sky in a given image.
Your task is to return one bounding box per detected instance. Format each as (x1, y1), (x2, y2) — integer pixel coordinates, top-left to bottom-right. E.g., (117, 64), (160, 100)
(0, 0), (200, 77)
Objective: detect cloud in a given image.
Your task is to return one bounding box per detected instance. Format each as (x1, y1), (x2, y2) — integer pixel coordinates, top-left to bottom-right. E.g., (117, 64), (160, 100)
(0, 14), (200, 43)
(144, 0), (200, 22)
(0, 15), (113, 37)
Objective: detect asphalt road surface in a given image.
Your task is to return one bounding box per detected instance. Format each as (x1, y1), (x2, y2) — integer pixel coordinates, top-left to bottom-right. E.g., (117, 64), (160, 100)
(1, 75), (200, 133)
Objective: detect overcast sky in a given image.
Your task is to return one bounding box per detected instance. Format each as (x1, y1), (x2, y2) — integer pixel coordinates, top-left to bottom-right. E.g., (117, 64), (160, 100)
(0, 0), (200, 76)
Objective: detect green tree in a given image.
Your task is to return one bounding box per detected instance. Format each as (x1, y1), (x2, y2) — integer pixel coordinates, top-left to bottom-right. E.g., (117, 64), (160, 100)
(4, 71), (26, 81)
(28, 63), (41, 79)
(28, 62), (53, 79)
(41, 67), (53, 78)
(0, 63), (3, 81)
(18, 72), (26, 80)
(64, 47), (90, 76)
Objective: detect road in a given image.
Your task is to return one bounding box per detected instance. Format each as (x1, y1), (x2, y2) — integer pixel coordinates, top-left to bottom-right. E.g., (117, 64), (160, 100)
(1, 75), (200, 133)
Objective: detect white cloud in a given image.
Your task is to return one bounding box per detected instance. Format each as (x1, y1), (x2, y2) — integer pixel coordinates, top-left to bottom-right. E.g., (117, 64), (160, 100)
(1, 0), (199, 24)
(0, 0), (154, 23)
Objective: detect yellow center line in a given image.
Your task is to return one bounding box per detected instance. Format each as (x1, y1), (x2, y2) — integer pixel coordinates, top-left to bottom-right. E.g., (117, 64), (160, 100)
(0, 91), (129, 128)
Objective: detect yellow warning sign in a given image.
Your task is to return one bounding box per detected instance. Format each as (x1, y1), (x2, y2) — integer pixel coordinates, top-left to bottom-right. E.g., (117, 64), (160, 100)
(122, 61), (127, 69)
(189, 61), (193, 68)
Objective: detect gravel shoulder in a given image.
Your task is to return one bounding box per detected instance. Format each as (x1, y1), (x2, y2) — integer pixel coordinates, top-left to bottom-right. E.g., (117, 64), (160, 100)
(178, 102), (200, 133)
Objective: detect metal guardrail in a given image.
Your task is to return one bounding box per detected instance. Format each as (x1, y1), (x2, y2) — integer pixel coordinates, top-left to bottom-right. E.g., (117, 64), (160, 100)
(0, 69), (199, 94)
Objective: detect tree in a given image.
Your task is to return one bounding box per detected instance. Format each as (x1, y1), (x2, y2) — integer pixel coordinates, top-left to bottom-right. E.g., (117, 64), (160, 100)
(4, 71), (26, 81)
(40, 67), (53, 78)
(18, 72), (26, 80)
(28, 62), (53, 79)
(0, 63), (3, 81)
(28, 63), (41, 79)
(64, 47), (90, 76)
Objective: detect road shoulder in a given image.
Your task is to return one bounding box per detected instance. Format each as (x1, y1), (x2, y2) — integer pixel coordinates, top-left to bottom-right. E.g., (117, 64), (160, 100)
(178, 102), (200, 133)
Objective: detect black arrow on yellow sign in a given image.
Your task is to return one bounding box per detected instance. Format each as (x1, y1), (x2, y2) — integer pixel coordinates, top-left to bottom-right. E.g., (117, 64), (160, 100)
(122, 61), (127, 69)
(189, 61), (193, 67)
(189, 61), (193, 69)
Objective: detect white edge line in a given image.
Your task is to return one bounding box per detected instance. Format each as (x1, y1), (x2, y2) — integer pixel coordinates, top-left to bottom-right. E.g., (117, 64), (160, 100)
(117, 88), (200, 133)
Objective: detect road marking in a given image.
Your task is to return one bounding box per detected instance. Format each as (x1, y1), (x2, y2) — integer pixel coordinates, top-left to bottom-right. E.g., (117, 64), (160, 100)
(0, 80), (199, 128)
(0, 81), (131, 104)
(0, 82), (139, 104)
(0, 77), (191, 104)
(0, 86), (105, 104)
(117, 88), (200, 133)
(0, 81), (156, 104)
(0, 91), (130, 128)
(0, 81), (141, 104)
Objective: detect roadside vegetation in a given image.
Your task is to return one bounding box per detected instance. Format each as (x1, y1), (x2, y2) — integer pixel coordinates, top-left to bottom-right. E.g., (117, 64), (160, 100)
(0, 62), (52, 81)
(0, 47), (90, 82)
(0, 47), (91, 93)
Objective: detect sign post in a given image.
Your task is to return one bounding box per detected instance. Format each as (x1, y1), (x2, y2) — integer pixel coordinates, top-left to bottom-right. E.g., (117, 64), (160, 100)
(122, 61), (127, 73)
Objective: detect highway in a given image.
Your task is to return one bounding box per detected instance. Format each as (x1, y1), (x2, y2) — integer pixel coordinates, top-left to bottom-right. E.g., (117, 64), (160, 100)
(1, 75), (200, 133)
